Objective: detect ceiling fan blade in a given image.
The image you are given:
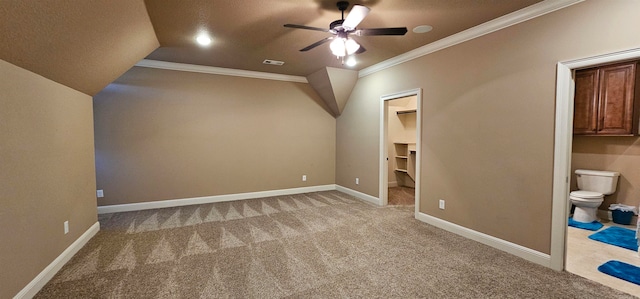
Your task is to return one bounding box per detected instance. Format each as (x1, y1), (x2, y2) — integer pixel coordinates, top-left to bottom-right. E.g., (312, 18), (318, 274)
(300, 37), (333, 52)
(355, 27), (408, 36)
(342, 5), (370, 31)
(284, 24), (329, 32)
(355, 44), (366, 54)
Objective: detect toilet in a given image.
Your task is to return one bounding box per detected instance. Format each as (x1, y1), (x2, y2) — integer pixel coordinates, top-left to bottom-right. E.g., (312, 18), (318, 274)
(570, 169), (620, 223)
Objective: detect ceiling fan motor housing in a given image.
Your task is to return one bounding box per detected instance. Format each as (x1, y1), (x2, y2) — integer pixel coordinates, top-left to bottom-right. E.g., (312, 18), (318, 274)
(330, 19), (345, 31)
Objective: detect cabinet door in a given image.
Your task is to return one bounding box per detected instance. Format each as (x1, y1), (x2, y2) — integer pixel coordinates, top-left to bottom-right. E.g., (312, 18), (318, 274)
(573, 68), (599, 135)
(597, 62), (636, 135)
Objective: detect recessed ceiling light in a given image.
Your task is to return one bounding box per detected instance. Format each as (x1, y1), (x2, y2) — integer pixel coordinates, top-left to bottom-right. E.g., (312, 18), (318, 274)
(196, 32), (212, 46)
(345, 56), (357, 67)
(412, 25), (433, 34)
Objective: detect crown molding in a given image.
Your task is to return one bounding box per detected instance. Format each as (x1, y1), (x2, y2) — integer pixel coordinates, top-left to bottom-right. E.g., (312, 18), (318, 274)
(358, 0), (585, 78)
(136, 0), (583, 82)
(135, 59), (308, 83)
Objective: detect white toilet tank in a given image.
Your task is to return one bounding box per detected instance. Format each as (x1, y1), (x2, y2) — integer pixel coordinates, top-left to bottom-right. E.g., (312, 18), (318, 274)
(575, 169), (620, 195)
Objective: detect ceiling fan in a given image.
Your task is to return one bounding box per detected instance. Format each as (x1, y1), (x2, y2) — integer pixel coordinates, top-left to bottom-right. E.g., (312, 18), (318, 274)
(284, 1), (407, 58)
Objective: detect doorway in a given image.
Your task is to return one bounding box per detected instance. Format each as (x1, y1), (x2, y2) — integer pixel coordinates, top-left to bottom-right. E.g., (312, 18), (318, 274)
(380, 89), (422, 214)
(551, 48), (640, 276)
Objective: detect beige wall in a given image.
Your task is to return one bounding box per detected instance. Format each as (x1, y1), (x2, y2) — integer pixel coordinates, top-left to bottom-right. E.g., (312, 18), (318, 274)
(94, 67), (336, 206)
(336, 0), (640, 254)
(572, 136), (640, 210)
(0, 60), (97, 297)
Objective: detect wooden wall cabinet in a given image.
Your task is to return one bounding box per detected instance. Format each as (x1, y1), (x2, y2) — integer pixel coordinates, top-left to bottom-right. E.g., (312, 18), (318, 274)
(573, 61), (639, 136)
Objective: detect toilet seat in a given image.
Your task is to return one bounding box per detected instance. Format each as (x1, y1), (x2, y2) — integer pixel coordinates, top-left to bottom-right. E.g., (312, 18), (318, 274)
(570, 190), (604, 223)
(570, 190), (604, 201)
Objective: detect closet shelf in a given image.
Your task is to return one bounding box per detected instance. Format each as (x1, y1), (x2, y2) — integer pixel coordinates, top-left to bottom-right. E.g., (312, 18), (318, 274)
(396, 108), (417, 115)
(393, 142), (416, 182)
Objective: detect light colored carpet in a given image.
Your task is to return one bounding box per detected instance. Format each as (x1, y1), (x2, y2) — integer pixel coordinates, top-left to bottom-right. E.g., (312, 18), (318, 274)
(36, 191), (635, 298)
(388, 186), (415, 206)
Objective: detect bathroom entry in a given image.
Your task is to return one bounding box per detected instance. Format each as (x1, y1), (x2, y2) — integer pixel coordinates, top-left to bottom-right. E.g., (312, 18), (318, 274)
(380, 90), (421, 207)
(552, 52), (640, 295)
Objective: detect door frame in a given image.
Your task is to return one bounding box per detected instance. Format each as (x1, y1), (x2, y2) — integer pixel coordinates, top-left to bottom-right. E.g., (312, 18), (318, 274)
(379, 88), (422, 214)
(551, 47), (640, 271)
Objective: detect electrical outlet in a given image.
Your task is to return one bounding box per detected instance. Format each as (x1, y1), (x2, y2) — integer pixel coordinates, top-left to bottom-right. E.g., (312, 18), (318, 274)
(355, 178), (359, 185)
(64, 221), (69, 234)
(439, 199), (445, 210)
(96, 189), (104, 198)
(302, 175), (307, 182)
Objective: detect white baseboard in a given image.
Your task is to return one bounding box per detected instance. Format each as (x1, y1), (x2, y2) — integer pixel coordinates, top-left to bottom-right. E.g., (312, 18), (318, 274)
(14, 222), (100, 299)
(388, 181), (398, 188)
(98, 185), (337, 214)
(335, 185), (382, 206)
(415, 212), (551, 268)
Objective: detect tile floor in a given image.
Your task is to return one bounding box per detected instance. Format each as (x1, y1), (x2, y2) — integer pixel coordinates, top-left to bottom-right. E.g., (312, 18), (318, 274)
(566, 219), (640, 297)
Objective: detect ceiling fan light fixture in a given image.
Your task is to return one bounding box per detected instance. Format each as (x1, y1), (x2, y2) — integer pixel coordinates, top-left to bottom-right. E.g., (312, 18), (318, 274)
(330, 38), (346, 57)
(330, 38), (360, 57)
(285, 1), (407, 57)
(345, 38), (360, 55)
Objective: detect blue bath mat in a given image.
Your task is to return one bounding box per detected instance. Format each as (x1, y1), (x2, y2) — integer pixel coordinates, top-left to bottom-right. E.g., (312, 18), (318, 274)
(598, 260), (640, 285)
(568, 217), (603, 231)
(588, 226), (639, 251)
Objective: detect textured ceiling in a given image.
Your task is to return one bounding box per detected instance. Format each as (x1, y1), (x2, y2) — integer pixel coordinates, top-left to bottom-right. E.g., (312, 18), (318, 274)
(0, 0), (543, 96)
(144, 0), (542, 76)
(0, 0), (159, 95)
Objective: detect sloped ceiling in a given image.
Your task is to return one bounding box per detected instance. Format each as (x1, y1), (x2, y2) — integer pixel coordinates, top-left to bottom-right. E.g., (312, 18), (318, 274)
(0, 0), (544, 96)
(0, 0), (159, 95)
(307, 67), (358, 117)
(144, 0), (541, 76)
